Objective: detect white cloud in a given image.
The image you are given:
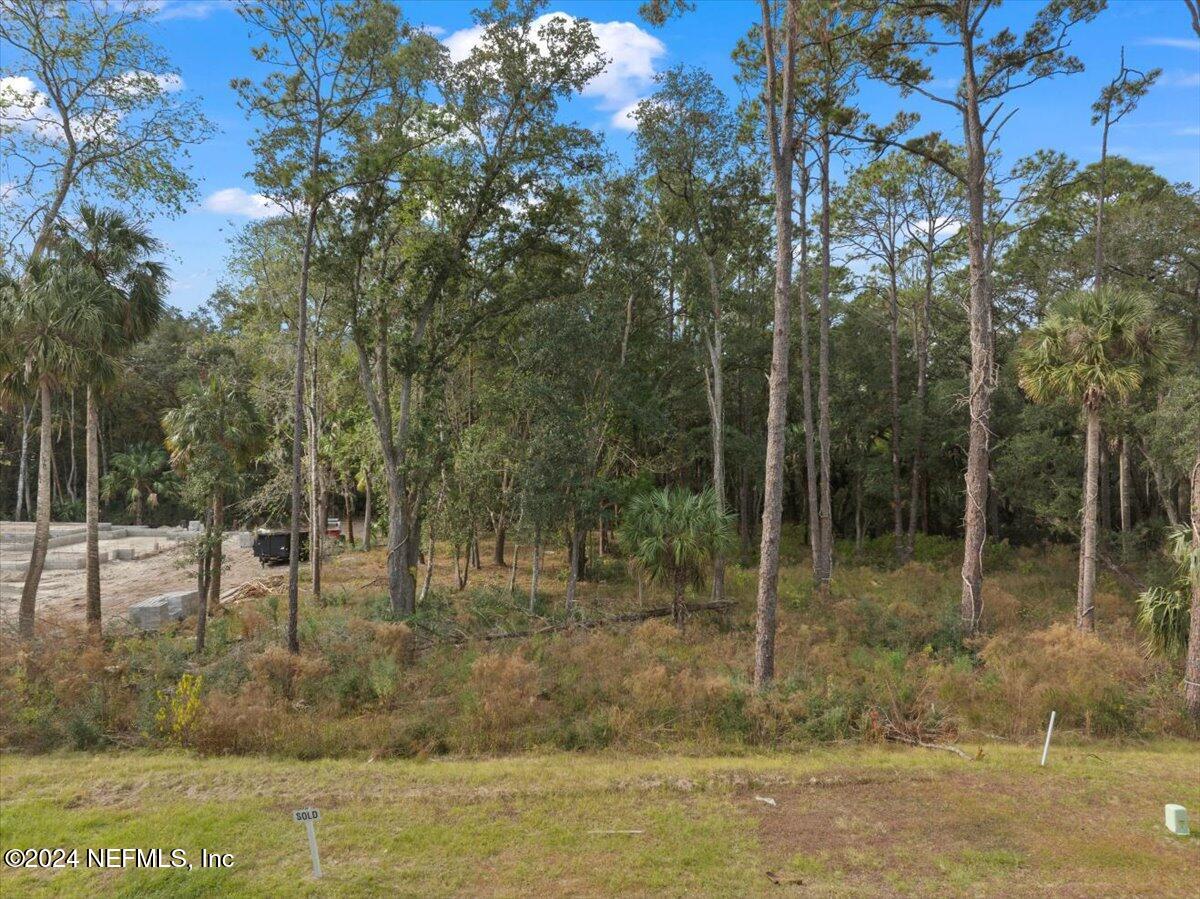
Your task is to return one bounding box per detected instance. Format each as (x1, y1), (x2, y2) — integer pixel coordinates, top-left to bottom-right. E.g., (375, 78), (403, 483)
(202, 187), (284, 219)
(109, 70), (186, 96)
(612, 100), (642, 131)
(417, 24), (446, 37)
(443, 12), (666, 130)
(1140, 37), (1200, 51)
(1160, 69), (1200, 88)
(1177, 126), (1200, 136)
(149, 1), (226, 22)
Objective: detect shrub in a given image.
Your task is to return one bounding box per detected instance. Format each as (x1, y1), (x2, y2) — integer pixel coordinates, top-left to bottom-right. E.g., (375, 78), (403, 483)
(464, 652), (543, 751)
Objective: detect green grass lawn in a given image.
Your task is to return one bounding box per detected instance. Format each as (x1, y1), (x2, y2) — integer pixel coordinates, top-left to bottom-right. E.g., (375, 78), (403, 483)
(1, 744), (1197, 897)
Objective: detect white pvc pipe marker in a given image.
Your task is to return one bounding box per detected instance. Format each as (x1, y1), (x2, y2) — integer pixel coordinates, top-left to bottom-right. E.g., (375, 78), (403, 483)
(1040, 710), (1056, 766)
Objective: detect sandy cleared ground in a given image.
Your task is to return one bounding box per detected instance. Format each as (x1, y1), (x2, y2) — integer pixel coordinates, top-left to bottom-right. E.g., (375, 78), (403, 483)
(0, 532), (268, 631)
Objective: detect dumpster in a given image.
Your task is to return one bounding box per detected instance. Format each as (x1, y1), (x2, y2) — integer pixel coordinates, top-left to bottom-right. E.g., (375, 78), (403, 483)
(252, 528), (310, 565)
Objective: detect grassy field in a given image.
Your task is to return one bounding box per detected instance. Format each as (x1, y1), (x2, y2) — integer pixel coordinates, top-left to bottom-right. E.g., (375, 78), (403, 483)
(2, 744), (1197, 897)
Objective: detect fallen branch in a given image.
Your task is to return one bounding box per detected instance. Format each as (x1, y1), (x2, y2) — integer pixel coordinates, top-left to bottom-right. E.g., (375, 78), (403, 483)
(886, 732), (971, 760)
(1097, 548), (1146, 592)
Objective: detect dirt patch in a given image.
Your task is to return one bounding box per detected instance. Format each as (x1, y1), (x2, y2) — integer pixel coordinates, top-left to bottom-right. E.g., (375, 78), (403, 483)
(747, 767), (1197, 896)
(0, 535), (267, 630)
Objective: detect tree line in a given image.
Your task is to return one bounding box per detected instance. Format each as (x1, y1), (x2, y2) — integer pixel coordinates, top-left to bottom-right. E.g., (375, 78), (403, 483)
(1, 0), (1197, 713)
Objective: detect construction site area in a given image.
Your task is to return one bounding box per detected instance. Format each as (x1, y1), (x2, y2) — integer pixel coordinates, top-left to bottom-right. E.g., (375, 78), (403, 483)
(0, 521), (266, 632)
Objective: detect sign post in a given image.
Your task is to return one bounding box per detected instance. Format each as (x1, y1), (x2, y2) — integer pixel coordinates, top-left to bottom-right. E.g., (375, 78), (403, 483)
(293, 807), (322, 878)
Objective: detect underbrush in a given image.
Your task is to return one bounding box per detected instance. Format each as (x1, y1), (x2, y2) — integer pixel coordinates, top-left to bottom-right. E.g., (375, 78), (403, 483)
(1, 544), (1194, 758)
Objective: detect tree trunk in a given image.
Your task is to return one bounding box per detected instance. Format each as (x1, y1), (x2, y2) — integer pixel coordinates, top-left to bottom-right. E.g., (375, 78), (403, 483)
(385, 466), (417, 615)
(344, 488), (355, 547)
(815, 130), (835, 594)
(565, 526), (582, 617)
(672, 568), (686, 629)
(66, 390), (77, 504)
(1184, 450), (1200, 718)
(796, 157), (821, 580)
(1146, 450), (1181, 527)
(753, 0), (795, 690)
(419, 518), (435, 605)
(196, 507), (213, 654)
(958, 28), (994, 638)
(287, 202), (318, 654)
(18, 380), (53, 641)
(14, 401), (31, 520)
(1100, 440), (1112, 533)
(362, 475), (372, 552)
(529, 528), (542, 613)
(907, 215), (933, 558)
(1077, 405), (1100, 632)
(85, 387), (101, 637)
(494, 524), (506, 567)
(888, 255), (904, 563)
(508, 544), (519, 596)
(1119, 437), (1132, 532)
(209, 491), (224, 613)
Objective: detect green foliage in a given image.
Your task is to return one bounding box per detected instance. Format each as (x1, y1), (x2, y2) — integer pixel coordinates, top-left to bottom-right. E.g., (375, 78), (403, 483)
(621, 487), (736, 594)
(103, 443), (174, 523)
(1137, 526), (1197, 656)
(1017, 287), (1178, 410)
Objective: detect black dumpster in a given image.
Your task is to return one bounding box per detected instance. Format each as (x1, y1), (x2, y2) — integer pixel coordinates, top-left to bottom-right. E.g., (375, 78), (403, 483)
(252, 528), (310, 565)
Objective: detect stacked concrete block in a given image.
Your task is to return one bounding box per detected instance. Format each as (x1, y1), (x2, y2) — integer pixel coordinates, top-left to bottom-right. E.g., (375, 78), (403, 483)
(128, 589), (200, 631)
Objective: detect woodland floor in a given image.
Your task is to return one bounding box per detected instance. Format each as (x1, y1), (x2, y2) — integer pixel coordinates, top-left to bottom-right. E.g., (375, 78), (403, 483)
(1, 745), (1197, 897)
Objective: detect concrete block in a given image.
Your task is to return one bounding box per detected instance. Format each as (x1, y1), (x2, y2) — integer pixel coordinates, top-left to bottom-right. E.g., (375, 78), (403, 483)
(188, 520), (202, 533)
(237, 532), (253, 548)
(161, 589), (199, 618)
(129, 596), (169, 630)
(128, 590), (199, 630)
(1165, 804), (1190, 836)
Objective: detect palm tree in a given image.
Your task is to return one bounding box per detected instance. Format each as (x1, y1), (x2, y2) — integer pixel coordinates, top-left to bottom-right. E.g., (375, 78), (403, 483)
(1017, 287), (1178, 632)
(0, 259), (108, 641)
(620, 487), (735, 628)
(103, 443), (174, 525)
(163, 373), (263, 653)
(59, 206), (167, 635)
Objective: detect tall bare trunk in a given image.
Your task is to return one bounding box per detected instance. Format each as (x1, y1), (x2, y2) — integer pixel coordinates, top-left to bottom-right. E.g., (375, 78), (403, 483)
(494, 525), (506, 567)
(308, 344), (322, 605)
(1077, 405), (1100, 632)
(14, 402), (31, 520)
(1184, 451), (1200, 718)
(66, 390), (77, 504)
(85, 387), (101, 636)
(508, 544), (519, 596)
(796, 156), (820, 578)
(209, 491), (224, 613)
(18, 380), (53, 641)
(907, 217), (933, 557)
(888, 255), (904, 563)
(196, 514), (211, 655)
(419, 517), (434, 605)
(287, 202), (318, 654)
(958, 27), (994, 638)
(565, 526), (582, 617)
(529, 527), (542, 612)
(752, 0), (796, 690)
(816, 130), (834, 593)
(362, 475), (372, 551)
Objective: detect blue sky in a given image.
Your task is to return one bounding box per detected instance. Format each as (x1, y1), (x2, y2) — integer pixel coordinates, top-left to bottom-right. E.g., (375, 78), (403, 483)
(36, 0), (1200, 312)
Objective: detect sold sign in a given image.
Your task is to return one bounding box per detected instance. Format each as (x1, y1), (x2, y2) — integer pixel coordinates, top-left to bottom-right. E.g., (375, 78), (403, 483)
(292, 808), (322, 877)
